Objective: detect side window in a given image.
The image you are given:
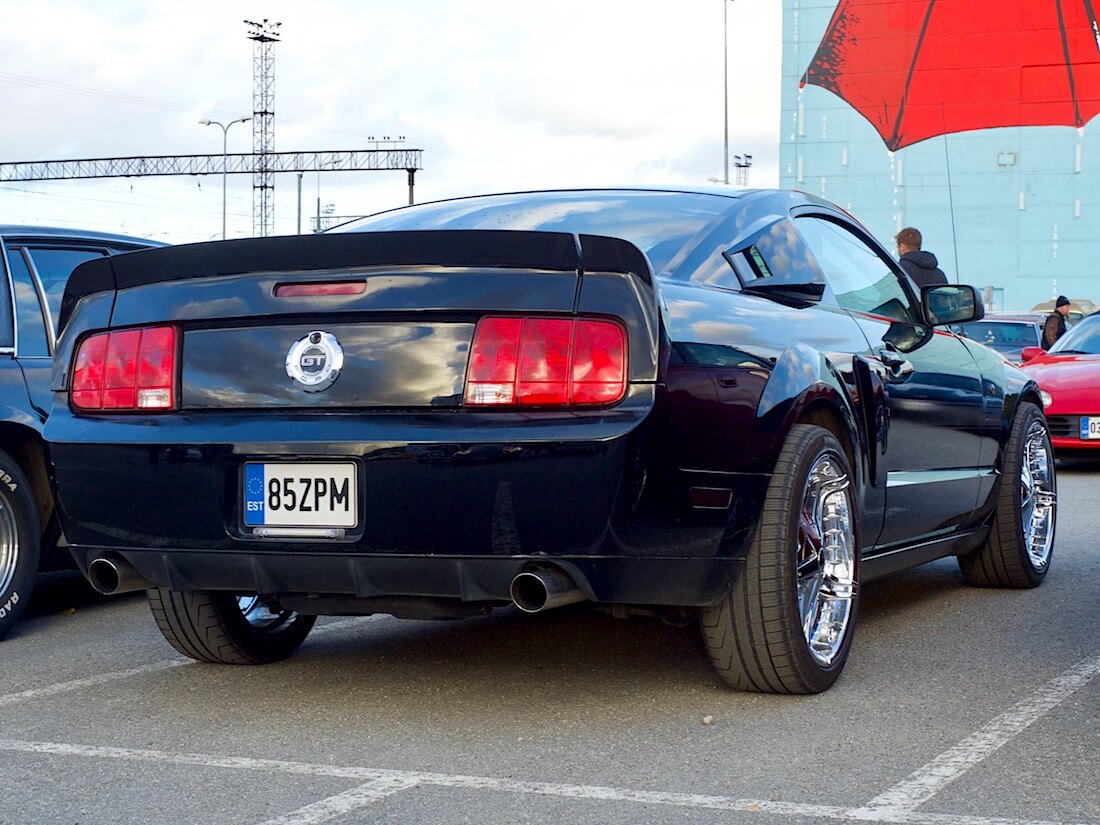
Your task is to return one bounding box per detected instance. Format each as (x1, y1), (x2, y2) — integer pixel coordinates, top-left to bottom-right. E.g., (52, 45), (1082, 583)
(795, 217), (919, 323)
(726, 218), (822, 290)
(0, 246), (14, 348)
(7, 248), (50, 357)
(24, 247), (107, 333)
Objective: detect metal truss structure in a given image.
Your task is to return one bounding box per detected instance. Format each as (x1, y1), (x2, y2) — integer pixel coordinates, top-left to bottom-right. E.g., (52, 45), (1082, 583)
(0, 149), (423, 182)
(245, 18), (280, 237)
(734, 154), (753, 186)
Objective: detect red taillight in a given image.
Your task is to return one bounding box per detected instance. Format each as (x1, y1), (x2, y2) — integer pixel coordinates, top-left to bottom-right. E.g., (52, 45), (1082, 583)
(71, 326), (177, 412)
(465, 317), (626, 407)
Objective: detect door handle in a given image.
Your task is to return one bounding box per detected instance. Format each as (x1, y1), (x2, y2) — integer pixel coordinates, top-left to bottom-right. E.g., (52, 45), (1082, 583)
(879, 346), (914, 380)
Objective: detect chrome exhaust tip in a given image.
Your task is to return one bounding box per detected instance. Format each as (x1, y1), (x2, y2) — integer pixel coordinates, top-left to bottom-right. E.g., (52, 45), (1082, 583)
(510, 566), (587, 613)
(87, 555), (149, 595)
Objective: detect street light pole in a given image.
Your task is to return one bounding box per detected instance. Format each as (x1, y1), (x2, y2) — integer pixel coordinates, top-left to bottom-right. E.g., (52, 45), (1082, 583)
(724, 0), (731, 185)
(199, 116), (251, 239)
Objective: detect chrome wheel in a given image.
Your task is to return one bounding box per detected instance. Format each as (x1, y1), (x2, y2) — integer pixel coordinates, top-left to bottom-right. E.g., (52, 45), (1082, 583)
(236, 595), (297, 631)
(0, 499), (18, 597)
(796, 453), (857, 666)
(1020, 420), (1056, 570)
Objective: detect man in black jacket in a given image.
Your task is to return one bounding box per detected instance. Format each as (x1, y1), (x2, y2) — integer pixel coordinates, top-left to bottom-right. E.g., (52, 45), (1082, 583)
(1042, 295), (1071, 349)
(895, 226), (948, 289)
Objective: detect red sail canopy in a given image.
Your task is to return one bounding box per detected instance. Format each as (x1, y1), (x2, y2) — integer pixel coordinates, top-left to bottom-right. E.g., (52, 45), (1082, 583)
(801, 0), (1100, 150)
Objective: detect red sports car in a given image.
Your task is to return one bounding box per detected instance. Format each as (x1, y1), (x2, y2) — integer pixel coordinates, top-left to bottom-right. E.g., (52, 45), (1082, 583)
(1021, 314), (1100, 450)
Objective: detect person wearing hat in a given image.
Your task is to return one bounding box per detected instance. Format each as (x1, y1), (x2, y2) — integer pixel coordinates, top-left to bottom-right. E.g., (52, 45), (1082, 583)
(1042, 296), (1071, 349)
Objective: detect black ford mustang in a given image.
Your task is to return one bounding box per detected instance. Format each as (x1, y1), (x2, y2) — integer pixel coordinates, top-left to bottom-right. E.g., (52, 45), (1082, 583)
(45, 188), (1057, 693)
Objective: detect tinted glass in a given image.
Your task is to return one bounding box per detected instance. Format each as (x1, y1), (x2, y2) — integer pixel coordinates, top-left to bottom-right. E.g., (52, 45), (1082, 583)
(0, 248), (13, 348)
(7, 249), (49, 357)
(729, 218), (823, 291)
(25, 247), (107, 331)
(337, 191), (734, 275)
(796, 217), (919, 323)
(955, 321), (1039, 347)
(1048, 315), (1100, 354)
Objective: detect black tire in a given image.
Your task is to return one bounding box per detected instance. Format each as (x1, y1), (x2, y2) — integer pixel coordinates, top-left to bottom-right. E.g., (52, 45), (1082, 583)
(0, 449), (41, 641)
(700, 424), (860, 694)
(148, 588), (316, 664)
(958, 401), (1055, 588)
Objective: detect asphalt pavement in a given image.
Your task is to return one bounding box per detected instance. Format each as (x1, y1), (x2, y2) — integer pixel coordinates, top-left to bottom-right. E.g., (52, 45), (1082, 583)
(3, 459), (1099, 825)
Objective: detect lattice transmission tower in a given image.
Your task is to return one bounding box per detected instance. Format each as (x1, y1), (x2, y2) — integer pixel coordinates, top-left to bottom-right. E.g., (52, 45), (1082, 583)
(245, 18), (280, 237)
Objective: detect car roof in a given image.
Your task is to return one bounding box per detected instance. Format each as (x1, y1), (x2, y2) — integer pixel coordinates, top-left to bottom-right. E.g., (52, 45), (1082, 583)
(0, 224), (166, 247)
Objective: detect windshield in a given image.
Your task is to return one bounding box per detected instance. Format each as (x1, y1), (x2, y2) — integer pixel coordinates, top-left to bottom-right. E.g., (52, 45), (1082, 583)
(334, 190), (735, 275)
(1048, 315), (1100, 354)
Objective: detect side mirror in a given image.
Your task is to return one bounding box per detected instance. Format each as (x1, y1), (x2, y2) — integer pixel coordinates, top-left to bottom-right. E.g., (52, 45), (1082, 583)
(922, 284), (984, 326)
(1019, 346), (1045, 363)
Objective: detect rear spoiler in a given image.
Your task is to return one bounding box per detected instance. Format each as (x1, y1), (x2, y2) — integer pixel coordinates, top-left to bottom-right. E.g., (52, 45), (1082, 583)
(59, 230), (652, 333)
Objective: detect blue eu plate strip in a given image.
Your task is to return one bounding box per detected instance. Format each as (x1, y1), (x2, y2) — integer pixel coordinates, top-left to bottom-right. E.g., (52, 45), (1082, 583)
(244, 464), (265, 525)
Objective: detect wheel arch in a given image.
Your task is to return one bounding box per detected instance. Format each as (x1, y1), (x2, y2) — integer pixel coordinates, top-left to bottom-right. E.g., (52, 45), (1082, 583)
(0, 421), (53, 544)
(756, 342), (867, 493)
(999, 374), (1045, 473)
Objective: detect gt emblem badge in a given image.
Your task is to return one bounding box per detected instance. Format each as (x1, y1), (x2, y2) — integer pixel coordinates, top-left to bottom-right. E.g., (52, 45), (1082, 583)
(286, 331), (344, 392)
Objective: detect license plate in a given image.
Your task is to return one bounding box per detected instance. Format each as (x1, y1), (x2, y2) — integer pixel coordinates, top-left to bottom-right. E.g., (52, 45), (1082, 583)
(1081, 417), (1100, 440)
(243, 463), (357, 528)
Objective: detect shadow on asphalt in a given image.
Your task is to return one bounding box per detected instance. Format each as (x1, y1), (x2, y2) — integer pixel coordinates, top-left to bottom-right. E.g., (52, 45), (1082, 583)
(1055, 454), (1100, 473)
(24, 570), (113, 620)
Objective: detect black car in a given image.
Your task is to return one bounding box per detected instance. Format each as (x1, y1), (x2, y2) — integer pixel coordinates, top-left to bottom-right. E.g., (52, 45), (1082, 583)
(44, 189), (1057, 693)
(0, 225), (164, 638)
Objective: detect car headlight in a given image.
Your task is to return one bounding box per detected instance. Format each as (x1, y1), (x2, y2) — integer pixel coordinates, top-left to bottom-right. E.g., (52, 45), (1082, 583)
(1040, 390), (1053, 407)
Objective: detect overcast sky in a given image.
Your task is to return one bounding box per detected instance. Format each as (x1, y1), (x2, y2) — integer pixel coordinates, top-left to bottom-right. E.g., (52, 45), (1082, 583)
(0, 0), (782, 244)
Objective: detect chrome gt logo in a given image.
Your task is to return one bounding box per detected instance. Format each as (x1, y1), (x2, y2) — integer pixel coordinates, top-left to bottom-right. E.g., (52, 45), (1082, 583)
(285, 331), (344, 392)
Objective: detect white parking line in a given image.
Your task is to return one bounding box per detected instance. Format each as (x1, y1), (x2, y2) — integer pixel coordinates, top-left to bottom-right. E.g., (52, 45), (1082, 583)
(0, 738), (1089, 825)
(0, 660), (188, 709)
(255, 777), (421, 825)
(0, 615), (383, 710)
(862, 653), (1100, 813)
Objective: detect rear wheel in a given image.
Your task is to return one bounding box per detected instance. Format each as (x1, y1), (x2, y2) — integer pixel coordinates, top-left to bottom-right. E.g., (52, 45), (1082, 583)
(701, 424), (859, 693)
(0, 450), (40, 640)
(148, 588), (316, 664)
(958, 401), (1055, 587)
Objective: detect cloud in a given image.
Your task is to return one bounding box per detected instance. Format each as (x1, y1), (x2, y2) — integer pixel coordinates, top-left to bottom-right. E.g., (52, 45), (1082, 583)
(0, 0), (781, 242)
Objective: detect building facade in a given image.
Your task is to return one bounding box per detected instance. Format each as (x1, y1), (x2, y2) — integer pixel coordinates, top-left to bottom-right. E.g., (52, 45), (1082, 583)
(779, 0), (1100, 311)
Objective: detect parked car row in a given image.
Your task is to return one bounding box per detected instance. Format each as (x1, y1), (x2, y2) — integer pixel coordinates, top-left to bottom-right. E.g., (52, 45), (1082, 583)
(29, 187), (1059, 694)
(1020, 314), (1100, 452)
(952, 313), (1046, 365)
(0, 226), (164, 638)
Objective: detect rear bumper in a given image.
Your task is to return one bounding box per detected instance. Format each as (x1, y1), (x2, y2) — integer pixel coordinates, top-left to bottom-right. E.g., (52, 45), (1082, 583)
(47, 385), (762, 607)
(65, 548), (740, 607)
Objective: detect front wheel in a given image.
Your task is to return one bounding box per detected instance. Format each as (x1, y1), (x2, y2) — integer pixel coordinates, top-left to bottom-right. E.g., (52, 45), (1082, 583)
(958, 401), (1056, 588)
(700, 424), (860, 694)
(148, 589), (316, 664)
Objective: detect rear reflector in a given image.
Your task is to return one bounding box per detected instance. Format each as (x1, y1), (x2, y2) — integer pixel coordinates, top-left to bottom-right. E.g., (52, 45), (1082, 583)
(465, 316), (626, 407)
(71, 326), (177, 411)
(274, 281), (367, 297)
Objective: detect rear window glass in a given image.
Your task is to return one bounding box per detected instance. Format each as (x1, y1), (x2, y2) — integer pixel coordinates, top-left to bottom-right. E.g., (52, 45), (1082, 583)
(25, 246), (107, 331)
(336, 191), (734, 275)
